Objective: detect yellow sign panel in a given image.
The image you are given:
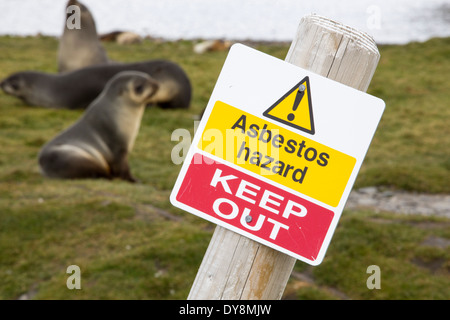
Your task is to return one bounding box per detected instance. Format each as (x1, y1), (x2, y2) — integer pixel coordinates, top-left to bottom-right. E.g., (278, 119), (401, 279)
(199, 101), (356, 207)
(263, 76), (315, 134)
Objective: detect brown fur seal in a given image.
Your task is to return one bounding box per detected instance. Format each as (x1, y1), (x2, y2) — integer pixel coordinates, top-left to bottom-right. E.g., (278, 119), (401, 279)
(0, 60), (191, 109)
(58, 0), (109, 72)
(38, 71), (158, 182)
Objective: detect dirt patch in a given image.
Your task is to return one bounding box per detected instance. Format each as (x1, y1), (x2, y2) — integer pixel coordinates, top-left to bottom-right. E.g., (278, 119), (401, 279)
(346, 187), (450, 218)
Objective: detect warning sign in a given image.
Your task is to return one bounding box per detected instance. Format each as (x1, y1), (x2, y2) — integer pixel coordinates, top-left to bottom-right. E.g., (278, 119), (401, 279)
(263, 76), (315, 134)
(170, 44), (385, 265)
(199, 100), (356, 207)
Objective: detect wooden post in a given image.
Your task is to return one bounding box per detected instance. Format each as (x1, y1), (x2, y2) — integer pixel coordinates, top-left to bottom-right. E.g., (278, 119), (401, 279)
(188, 14), (380, 300)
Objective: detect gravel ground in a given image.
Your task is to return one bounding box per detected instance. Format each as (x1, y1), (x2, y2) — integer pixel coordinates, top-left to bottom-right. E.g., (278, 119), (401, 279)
(346, 187), (450, 218)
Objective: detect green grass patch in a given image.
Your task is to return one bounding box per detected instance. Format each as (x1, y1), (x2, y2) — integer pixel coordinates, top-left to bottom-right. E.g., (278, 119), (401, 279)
(0, 36), (448, 299)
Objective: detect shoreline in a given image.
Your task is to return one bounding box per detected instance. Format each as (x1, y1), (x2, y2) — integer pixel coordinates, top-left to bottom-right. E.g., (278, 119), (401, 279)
(0, 33), (448, 47)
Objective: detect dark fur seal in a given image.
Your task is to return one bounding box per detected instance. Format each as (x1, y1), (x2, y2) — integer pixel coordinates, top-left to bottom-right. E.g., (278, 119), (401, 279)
(58, 0), (109, 72)
(38, 71), (158, 182)
(0, 60), (191, 109)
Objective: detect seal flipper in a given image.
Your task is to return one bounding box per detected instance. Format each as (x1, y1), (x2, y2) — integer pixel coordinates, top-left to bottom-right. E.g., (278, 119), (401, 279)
(109, 155), (137, 183)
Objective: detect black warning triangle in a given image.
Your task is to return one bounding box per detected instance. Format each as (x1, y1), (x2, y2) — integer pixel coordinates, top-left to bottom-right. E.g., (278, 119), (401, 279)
(263, 76), (315, 135)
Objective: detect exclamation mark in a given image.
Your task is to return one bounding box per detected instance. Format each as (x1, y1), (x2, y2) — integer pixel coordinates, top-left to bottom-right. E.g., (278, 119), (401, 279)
(287, 84), (306, 121)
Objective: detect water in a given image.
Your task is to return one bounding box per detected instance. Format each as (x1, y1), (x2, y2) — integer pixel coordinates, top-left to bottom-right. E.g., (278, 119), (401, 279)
(0, 0), (449, 44)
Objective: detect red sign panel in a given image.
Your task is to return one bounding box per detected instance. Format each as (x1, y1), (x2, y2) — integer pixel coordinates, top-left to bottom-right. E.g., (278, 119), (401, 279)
(176, 154), (334, 262)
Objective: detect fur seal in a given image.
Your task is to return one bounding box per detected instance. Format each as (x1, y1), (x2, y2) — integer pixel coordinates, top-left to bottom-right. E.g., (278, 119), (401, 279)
(100, 31), (142, 45)
(58, 0), (109, 72)
(0, 60), (191, 109)
(38, 71), (158, 182)
(194, 40), (232, 54)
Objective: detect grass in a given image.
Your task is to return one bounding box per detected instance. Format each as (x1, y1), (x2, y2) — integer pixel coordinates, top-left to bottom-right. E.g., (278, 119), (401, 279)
(0, 35), (449, 300)
(359, 38), (450, 193)
(291, 212), (450, 300)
